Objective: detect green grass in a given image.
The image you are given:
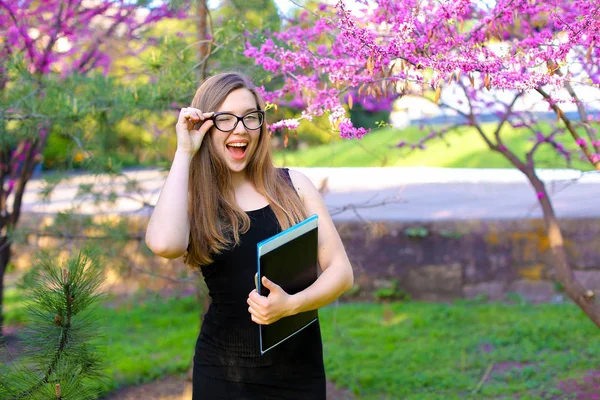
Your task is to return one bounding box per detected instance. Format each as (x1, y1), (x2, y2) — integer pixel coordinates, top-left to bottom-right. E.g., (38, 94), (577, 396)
(4, 287), (30, 326)
(319, 300), (600, 399)
(273, 123), (595, 170)
(4, 288), (600, 399)
(91, 292), (201, 391)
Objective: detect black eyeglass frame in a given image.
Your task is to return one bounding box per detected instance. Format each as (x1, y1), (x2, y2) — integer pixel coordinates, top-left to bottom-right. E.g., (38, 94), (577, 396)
(209, 110), (266, 132)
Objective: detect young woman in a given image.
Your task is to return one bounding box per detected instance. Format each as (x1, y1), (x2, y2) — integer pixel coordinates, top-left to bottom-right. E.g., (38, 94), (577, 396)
(145, 72), (354, 399)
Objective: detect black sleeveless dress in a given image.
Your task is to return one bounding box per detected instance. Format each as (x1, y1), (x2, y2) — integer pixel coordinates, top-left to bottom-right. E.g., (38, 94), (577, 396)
(192, 168), (326, 400)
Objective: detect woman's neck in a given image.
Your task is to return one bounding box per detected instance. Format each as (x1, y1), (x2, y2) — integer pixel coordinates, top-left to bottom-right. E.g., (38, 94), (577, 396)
(230, 169), (247, 188)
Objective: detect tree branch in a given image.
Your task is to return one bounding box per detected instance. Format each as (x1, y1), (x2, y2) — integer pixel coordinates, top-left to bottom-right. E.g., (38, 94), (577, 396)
(12, 269), (75, 400)
(328, 194), (405, 218)
(492, 92), (523, 142)
(76, 5), (137, 72)
(0, 1), (37, 65)
(37, 0), (71, 74)
(10, 139), (37, 226)
(202, 1), (214, 80)
(459, 84), (530, 172)
(455, 82), (498, 149)
(126, 260), (199, 284)
(0, 149), (6, 220)
(0, 113), (50, 121)
(23, 229), (145, 241)
(551, 63), (599, 154)
(462, 0), (516, 42)
(536, 87), (600, 170)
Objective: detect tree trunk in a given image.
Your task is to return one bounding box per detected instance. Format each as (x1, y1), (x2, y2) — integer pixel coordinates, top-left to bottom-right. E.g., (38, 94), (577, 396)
(0, 236), (11, 340)
(528, 172), (600, 327)
(196, 0), (209, 82)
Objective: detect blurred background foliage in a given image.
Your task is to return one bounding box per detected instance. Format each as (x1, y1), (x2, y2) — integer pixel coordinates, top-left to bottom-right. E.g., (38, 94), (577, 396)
(39, 0), (289, 172)
(33, 0), (403, 172)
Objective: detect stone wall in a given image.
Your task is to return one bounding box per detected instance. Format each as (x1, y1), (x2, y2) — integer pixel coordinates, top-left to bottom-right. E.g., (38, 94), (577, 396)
(339, 218), (600, 302)
(11, 213), (600, 303)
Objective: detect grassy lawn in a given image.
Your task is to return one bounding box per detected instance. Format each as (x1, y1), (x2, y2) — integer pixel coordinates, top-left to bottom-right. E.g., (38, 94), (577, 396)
(4, 287), (600, 399)
(320, 300), (600, 399)
(94, 292), (201, 389)
(273, 123), (595, 170)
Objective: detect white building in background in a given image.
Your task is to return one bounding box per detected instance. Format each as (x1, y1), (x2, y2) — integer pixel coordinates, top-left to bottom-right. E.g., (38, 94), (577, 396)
(389, 95), (441, 129)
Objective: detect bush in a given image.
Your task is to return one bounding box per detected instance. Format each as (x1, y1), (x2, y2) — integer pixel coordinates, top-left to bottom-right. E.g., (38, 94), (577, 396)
(349, 106), (391, 130)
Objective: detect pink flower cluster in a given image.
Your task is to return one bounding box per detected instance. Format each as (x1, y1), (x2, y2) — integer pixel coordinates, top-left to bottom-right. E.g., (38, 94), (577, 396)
(0, 0), (185, 200)
(0, 0), (183, 76)
(338, 119), (370, 140)
(243, 0), (600, 169)
(269, 119), (300, 132)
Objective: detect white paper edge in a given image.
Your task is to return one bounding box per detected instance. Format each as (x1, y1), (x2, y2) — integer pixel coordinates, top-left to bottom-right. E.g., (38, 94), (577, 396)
(258, 214), (318, 257)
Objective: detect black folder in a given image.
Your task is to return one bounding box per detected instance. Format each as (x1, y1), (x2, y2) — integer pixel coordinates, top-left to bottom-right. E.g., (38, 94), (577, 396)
(256, 214), (319, 354)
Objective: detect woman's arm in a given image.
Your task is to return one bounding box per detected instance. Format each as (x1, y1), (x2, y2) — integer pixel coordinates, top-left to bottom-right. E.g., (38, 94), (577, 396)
(145, 150), (193, 259)
(247, 170), (354, 324)
(145, 108), (213, 259)
(287, 169), (354, 314)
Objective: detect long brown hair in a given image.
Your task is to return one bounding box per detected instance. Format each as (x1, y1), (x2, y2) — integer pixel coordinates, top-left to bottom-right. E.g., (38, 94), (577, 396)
(184, 72), (308, 267)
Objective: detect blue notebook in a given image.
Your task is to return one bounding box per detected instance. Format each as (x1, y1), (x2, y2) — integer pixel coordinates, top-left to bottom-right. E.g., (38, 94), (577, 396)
(256, 214), (319, 354)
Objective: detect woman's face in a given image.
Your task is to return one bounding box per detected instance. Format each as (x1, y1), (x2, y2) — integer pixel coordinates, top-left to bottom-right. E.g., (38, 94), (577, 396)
(209, 88), (262, 174)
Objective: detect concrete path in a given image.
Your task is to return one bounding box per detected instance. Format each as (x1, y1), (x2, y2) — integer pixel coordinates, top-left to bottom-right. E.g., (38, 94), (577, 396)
(15, 167), (600, 222)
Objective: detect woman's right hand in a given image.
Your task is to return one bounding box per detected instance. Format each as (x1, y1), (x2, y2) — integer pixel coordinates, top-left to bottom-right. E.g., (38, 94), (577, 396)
(175, 107), (214, 155)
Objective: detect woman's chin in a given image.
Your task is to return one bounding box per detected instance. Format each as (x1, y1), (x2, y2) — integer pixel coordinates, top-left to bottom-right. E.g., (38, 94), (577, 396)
(225, 159), (248, 173)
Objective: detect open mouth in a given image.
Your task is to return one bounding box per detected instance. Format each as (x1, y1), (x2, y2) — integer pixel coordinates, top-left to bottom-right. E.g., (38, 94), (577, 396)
(226, 143), (248, 160)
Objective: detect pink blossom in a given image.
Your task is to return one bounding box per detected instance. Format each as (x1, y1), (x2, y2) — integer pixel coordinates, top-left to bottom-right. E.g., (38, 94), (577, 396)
(244, 43), (259, 58)
(338, 119), (369, 139)
(269, 119), (300, 132)
(242, 0), (599, 172)
(0, 0), (178, 75)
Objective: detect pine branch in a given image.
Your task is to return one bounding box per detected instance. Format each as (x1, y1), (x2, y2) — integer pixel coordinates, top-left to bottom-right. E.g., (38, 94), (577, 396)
(2, 250), (106, 400)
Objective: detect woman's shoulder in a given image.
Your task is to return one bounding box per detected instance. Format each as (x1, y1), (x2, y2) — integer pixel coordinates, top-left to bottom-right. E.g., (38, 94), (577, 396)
(284, 168), (330, 218)
(282, 168), (319, 198)
(284, 168), (306, 181)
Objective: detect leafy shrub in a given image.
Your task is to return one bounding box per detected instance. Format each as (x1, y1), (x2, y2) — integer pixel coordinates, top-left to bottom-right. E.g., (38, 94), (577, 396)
(373, 279), (411, 301)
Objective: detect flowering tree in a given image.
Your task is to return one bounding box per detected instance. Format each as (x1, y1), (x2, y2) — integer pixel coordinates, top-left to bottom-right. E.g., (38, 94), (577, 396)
(246, 1), (600, 325)
(0, 0), (189, 337)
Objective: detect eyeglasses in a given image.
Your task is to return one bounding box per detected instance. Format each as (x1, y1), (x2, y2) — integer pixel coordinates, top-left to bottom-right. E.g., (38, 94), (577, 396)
(210, 110), (265, 132)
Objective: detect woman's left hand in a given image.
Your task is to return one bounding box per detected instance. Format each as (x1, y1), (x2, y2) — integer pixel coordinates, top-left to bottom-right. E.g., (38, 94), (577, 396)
(247, 276), (297, 325)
